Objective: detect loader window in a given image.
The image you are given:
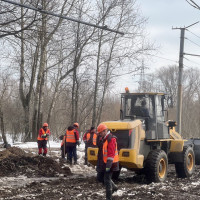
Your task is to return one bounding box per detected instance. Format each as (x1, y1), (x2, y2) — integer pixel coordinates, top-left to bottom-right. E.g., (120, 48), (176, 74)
(149, 95), (155, 119)
(157, 95), (165, 122)
(125, 98), (132, 116)
(121, 94), (156, 120)
(112, 130), (130, 150)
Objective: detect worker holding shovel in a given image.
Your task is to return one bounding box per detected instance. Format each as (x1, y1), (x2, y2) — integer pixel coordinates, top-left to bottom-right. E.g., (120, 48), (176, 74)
(37, 123), (51, 156)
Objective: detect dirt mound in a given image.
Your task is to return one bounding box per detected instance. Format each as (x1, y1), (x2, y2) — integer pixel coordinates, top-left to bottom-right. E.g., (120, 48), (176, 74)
(0, 147), (71, 177)
(0, 146), (32, 160)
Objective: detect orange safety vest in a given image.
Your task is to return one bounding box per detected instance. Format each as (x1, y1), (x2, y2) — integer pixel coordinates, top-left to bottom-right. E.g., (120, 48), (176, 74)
(86, 132), (97, 146)
(37, 128), (50, 141)
(66, 130), (76, 143)
(103, 138), (119, 163)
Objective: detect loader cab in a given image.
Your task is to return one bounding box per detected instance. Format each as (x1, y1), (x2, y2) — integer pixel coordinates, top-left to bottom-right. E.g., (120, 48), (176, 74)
(120, 92), (169, 140)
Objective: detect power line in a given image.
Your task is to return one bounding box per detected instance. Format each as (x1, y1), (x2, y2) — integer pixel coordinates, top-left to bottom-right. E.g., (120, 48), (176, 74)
(185, 38), (200, 48)
(183, 64), (192, 69)
(147, 54), (178, 64)
(186, 0), (199, 9)
(184, 56), (200, 66)
(184, 52), (200, 57)
(186, 0), (200, 9)
(183, 63), (200, 69)
(1, 0), (124, 35)
(186, 29), (200, 40)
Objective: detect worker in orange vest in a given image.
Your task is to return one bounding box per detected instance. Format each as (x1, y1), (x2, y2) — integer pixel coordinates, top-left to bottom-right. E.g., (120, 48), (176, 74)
(63, 123), (80, 165)
(83, 127), (97, 165)
(97, 123), (119, 200)
(37, 123), (50, 156)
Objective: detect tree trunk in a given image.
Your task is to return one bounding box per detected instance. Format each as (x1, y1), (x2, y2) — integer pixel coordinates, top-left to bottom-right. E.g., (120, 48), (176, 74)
(92, 29), (103, 127)
(71, 68), (76, 124)
(47, 80), (60, 124)
(0, 104), (8, 147)
(37, 72), (45, 132)
(74, 80), (79, 122)
(32, 0), (47, 141)
(24, 105), (30, 142)
(97, 31), (118, 125)
(19, 0), (31, 141)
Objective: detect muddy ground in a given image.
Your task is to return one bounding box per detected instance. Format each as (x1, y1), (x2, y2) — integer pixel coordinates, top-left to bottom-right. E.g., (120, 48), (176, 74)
(1, 147), (200, 200)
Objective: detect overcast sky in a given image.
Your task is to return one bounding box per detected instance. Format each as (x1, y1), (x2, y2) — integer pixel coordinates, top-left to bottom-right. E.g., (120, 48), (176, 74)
(140, 0), (200, 68)
(115, 0), (200, 93)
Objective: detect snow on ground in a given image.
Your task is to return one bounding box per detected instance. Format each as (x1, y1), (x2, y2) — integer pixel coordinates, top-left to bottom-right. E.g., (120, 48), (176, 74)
(12, 140), (61, 149)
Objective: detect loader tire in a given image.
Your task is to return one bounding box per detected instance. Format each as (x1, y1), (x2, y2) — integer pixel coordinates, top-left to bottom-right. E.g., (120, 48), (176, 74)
(175, 146), (195, 178)
(145, 149), (168, 183)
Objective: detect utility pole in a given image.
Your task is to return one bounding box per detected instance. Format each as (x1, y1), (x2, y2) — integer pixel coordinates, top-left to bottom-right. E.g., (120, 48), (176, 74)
(172, 21), (199, 134)
(139, 60), (145, 92)
(176, 28), (185, 134)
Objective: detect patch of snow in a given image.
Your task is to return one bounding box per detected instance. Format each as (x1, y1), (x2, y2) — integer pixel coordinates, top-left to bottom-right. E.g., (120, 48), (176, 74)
(114, 189), (124, 196)
(191, 181), (200, 186)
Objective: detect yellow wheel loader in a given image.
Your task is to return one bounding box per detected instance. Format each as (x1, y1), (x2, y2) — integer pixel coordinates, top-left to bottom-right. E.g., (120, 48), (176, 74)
(88, 91), (195, 183)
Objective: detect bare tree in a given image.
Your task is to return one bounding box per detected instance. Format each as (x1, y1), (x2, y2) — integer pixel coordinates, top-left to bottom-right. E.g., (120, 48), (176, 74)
(156, 65), (179, 107)
(32, 0), (75, 140)
(0, 0), (37, 38)
(92, 0), (153, 126)
(0, 0), (155, 140)
(0, 71), (13, 147)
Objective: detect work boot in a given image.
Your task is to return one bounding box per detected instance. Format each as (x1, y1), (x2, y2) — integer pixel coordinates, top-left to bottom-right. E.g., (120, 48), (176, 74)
(67, 159), (72, 165)
(74, 161), (78, 165)
(43, 153), (46, 157)
(112, 183), (118, 194)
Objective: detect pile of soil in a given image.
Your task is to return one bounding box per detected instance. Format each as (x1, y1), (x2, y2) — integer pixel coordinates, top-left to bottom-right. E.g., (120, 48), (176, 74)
(0, 147), (71, 177)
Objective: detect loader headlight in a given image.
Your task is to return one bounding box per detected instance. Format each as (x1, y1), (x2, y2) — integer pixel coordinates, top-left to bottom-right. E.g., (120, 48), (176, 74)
(122, 152), (129, 157)
(90, 150), (95, 156)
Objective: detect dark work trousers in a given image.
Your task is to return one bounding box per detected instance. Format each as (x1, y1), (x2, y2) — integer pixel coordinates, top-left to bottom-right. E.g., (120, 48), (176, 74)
(104, 171), (117, 200)
(66, 145), (77, 163)
(38, 140), (47, 155)
(97, 171), (105, 183)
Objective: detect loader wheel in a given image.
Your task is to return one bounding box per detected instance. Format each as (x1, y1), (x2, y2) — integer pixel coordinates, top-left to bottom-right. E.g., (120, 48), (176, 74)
(175, 146), (195, 178)
(145, 150), (168, 183)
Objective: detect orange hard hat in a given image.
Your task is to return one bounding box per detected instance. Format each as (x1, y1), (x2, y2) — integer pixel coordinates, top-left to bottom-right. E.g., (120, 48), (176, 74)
(43, 123), (48, 127)
(125, 87), (129, 93)
(97, 124), (107, 133)
(73, 122), (79, 128)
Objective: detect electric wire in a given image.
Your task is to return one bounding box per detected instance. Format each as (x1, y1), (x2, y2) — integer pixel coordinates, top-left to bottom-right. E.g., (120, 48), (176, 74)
(146, 54), (178, 64)
(183, 64), (192, 69)
(185, 38), (200, 48)
(184, 56), (200, 67)
(1, 0), (124, 35)
(188, 0), (200, 9)
(186, 0), (199, 9)
(186, 29), (200, 40)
